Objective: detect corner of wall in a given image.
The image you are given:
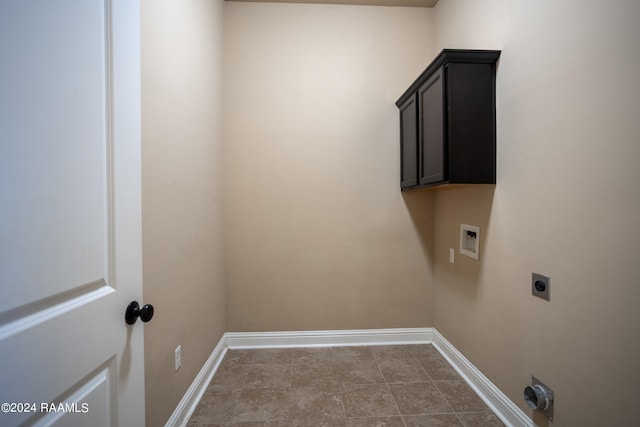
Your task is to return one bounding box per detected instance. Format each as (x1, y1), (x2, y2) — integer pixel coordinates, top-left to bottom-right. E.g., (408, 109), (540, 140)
(141, 0), (226, 425)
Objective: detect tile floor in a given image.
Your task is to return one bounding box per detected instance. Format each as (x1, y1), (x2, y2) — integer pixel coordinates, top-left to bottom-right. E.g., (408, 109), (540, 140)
(188, 344), (505, 427)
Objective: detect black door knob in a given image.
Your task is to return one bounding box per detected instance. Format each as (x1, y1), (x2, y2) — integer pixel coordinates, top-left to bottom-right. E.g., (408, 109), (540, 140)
(125, 301), (154, 325)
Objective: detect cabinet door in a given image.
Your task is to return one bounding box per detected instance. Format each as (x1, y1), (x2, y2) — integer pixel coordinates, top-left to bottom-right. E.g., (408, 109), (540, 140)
(418, 69), (445, 185)
(399, 94), (418, 188)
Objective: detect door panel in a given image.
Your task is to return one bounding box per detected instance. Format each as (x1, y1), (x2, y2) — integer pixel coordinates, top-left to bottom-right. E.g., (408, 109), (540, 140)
(0, 0), (109, 311)
(418, 69), (445, 185)
(0, 1), (144, 426)
(399, 95), (418, 188)
(33, 361), (114, 427)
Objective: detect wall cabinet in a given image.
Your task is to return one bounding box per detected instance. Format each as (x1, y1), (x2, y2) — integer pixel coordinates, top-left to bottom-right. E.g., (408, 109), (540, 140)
(396, 49), (500, 191)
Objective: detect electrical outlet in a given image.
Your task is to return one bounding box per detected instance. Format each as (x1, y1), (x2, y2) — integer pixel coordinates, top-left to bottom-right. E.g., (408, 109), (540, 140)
(449, 248), (455, 263)
(175, 345), (181, 372)
(532, 273), (550, 301)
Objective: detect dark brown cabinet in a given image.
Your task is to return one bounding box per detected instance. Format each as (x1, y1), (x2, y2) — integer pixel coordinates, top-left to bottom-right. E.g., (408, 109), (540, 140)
(396, 49), (500, 191)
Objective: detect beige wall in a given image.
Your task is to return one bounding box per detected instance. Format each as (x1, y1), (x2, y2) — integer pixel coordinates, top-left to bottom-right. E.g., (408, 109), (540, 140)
(432, 0), (640, 425)
(141, 0), (225, 426)
(139, 0), (640, 424)
(223, 2), (435, 332)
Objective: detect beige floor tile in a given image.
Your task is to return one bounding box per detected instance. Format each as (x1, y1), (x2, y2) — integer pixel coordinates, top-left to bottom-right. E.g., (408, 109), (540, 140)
(418, 358), (462, 381)
(289, 385), (344, 419)
(340, 384), (399, 418)
(188, 388), (241, 424)
(434, 381), (490, 413)
(245, 363), (292, 388)
(344, 416), (405, 426)
(208, 363), (250, 391)
(402, 413), (464, 427)
(334, 359), (385, 385)
(249, 348), (294, 364)
(224, 349), (256, 365)
(407, 345), (444, 360)
(293, 347), (334, 363)
(233, 387), (292, 422)
(291, 419), (347, 426)
(370, 345), (415, 360)
(330, 346), (375, 361)
(292, 360), (340, 386)
(457, 411), (505, 427)
(378, 358), (430, 383)
(387, 382), (454, 415)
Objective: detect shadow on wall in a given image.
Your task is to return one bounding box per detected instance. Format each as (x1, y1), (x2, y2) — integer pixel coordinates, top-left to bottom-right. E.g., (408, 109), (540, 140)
(401, 190), (436, 268)
(532, 411), (552, 427)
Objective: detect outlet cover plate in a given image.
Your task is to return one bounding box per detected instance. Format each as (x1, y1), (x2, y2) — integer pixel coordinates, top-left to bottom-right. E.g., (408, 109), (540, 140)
(532, 273), (550, 301)
(175, 345), (181, 372)
(531, 376), (554, 421)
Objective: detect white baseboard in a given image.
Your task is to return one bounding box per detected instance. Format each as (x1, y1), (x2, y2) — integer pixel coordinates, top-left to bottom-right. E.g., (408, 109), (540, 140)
(225, 327), (433, 348)
(167, 327), (531, 427)
(432, 330), (532, 427)
(164, 337), (228, 427)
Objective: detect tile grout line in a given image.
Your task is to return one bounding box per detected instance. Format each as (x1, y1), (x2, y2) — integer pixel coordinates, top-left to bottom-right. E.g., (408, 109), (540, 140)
(337, 382), (348, 422)
(424, 356), (463, 422)
(229, 355), (250, 424)
(288, 351), (293, 421)
(385, 382), (408, 427)
(378, 356), (407, 427)
(418, 349), (471, 423)
(330, 347), (349, 422)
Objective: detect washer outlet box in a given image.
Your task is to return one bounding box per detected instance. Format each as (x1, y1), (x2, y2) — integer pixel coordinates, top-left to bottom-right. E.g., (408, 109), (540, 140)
(459, 224), (480, 260)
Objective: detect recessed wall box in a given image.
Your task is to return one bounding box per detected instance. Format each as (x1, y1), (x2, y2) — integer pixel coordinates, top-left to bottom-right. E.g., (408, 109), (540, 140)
(532, 273), (551, 301)
(460, 224), (480, 260)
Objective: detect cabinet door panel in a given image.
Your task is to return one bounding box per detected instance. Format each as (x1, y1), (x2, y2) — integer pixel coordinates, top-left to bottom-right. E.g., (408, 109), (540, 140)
(446, 62), (496, 183)
(399, 95), (418, 188)
(419, 70), (444, 185)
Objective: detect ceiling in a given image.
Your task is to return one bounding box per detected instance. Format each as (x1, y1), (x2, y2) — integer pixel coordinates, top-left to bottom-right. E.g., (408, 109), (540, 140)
(225, 0), (439, 7)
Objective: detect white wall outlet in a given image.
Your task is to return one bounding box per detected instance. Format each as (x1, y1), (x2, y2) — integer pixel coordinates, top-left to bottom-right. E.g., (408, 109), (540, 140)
(175, 345), (181, 372)
(460, 224), (480, 260)
(449, 248), (455, 263)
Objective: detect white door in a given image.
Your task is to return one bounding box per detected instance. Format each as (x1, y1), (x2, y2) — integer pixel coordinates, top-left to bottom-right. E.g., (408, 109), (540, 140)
(0, 1), (146, 426)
